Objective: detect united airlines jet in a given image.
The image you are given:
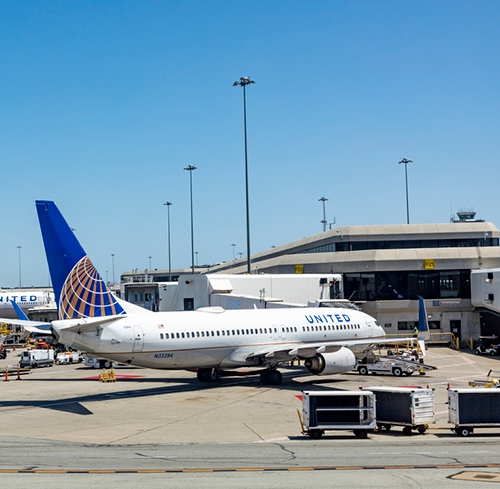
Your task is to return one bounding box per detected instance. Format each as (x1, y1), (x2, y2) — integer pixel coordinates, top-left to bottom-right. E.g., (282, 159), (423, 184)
(0, 290), (54, 320)
(7, 201), (422, 385)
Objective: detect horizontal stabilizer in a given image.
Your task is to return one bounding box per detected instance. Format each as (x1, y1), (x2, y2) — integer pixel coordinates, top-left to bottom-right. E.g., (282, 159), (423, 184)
(52, 314), (126, 334)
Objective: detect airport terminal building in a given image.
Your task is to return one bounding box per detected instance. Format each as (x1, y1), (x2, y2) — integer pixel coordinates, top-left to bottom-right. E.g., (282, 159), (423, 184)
(121, 213), (500, 341)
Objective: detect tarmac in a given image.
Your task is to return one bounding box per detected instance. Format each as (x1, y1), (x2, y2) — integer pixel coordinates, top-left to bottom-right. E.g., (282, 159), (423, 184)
(0, 345), (499, 444)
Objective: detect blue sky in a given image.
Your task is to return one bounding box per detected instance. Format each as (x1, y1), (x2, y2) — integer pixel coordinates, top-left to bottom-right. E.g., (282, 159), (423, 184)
(1, 0), (499, 288)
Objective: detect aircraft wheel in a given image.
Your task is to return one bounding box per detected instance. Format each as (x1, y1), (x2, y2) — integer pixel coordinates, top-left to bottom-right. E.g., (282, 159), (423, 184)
(206, 368), (219, 382)
(260, 369), (271, 385)
(358, 366), (368, 375)
(197, 369), (208, 382)
(269, 369), (282, 386)
(393, 367), (402, 377)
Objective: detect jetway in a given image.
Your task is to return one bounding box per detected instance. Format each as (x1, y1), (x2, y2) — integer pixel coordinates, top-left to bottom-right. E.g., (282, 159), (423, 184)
(471, 269), (500, 314)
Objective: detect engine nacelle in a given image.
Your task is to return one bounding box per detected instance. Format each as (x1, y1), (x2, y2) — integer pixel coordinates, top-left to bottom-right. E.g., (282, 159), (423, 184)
(304, 347), (357, 375)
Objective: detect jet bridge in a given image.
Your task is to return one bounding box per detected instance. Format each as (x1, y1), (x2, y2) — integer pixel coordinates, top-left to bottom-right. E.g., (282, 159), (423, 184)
(472, 269), (500, 314)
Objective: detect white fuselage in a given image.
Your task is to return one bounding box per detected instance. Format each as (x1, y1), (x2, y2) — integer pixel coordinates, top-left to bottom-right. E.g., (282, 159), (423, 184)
(54, 307), (386, 370)
(0, 291), (55, 319)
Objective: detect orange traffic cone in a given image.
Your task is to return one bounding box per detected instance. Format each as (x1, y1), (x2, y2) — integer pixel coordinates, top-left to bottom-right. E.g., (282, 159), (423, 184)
(17, 369), (21, 380)
(4, 370), (9, 382)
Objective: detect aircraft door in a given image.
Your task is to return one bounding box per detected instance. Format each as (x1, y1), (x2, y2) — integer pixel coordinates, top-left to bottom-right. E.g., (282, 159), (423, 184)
(272, 325), (279, 339)
(279, 324), (287, 340)
(132, 326), (144, 352)
(366, 320), (373, 337)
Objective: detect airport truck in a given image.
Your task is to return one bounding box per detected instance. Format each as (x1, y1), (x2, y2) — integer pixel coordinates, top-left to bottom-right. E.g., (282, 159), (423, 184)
(19, 349), (54, 368)
(56, 351), (82, 364)
(356, 353), (436, 376)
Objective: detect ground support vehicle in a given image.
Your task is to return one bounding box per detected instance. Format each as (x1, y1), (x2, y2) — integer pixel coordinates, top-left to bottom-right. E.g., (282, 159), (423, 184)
(360, 386), (434, 435)
(448, 388), (500, 436)
(19, 349), (54, 368)
(300, 390), (376, 439)
(56, 351), (82, 364)
(475, 345), (500, 356)
(83, 355), (117, 369)
(356, 353), (436, 377)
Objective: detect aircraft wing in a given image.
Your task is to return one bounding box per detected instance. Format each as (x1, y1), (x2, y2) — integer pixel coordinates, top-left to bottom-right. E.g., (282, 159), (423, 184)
(0, 318), (52, 335)
(244, 336), (419, 363)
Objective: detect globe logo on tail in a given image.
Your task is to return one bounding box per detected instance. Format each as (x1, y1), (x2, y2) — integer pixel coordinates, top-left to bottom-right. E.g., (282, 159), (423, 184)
(59, 256), (125, 320)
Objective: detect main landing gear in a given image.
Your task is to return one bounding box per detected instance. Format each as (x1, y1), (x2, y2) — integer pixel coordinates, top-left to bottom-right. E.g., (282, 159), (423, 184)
(260, 368), (282, 386)
(197, 368), (220, 382)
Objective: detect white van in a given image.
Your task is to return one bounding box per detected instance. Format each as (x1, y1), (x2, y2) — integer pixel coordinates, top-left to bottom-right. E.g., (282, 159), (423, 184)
(19, 349), (54, 368)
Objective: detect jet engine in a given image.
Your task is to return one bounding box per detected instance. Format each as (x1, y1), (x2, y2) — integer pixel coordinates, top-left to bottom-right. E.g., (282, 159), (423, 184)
(304, 347), (357, 375)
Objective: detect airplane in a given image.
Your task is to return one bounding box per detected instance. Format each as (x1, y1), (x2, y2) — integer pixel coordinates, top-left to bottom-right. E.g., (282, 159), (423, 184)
(6, 200), (425, 386)
(0, 290), (55, 320)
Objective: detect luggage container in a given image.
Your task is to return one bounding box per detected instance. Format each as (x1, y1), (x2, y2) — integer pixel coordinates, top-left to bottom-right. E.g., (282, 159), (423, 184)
(360, 386), (434, 435)
(448, 388), (500, 437)
(301, 390), (376, 439)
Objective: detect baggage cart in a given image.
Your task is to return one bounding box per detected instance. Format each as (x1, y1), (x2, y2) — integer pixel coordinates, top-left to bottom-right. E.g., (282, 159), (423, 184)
(448, 388), (500, 437)
(360, 386), (434, 435)
(301, 390), (376, 439)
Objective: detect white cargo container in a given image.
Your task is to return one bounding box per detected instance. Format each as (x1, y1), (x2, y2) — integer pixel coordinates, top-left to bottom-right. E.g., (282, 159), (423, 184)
(360, 386), (434, 435)
(448, 388), (500, 436)
(302, 390), (376, 439)
(19, 349), (54, 368)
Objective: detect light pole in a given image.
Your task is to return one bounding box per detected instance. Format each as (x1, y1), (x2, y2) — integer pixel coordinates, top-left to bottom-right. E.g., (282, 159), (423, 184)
(398, 158), (412, 225)
(319, 196), (329, 232)
(233, 76), (256, 274)
(111, 254), (115, 284)
(184, 165), (197, 274)
(16, 246), (22, 288)
(164, 201), (173, 281)
(231, 243), (236, 260)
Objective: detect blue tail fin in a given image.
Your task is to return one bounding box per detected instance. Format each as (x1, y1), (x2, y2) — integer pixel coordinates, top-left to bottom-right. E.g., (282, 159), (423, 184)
(36, 201), (125, 320)
(11, 300), (29, 321)
(417, 295), (430, 340)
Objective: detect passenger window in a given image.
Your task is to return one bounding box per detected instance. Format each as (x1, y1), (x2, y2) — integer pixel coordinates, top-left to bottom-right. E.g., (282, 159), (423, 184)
(197, 332), (200, 337)
(222, 330), (225, 336)
(217, 331), (220, 336)
(160, 333), (164, 339)
(206, 331), (209, 337)
(211, 331), (214, 336)
(260, 328), (263, 334)
(264, 328), (267, 334)
(232, 330), (235, 335)
(186, 332), (190, 338)
(165, 333), (169, 339)
(250, 329), (253, 334)
(181, 333), (185, 338)
(201, 332), (205, 337)
(274, 328), (277, 333)
(176, 333), (180, 338)
(237, 330), (240, 335)
(227, 330), (230, 335)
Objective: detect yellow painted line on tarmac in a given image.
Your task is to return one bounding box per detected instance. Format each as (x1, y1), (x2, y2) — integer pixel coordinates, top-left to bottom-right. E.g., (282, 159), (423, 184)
(4, 463), (500, 474)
